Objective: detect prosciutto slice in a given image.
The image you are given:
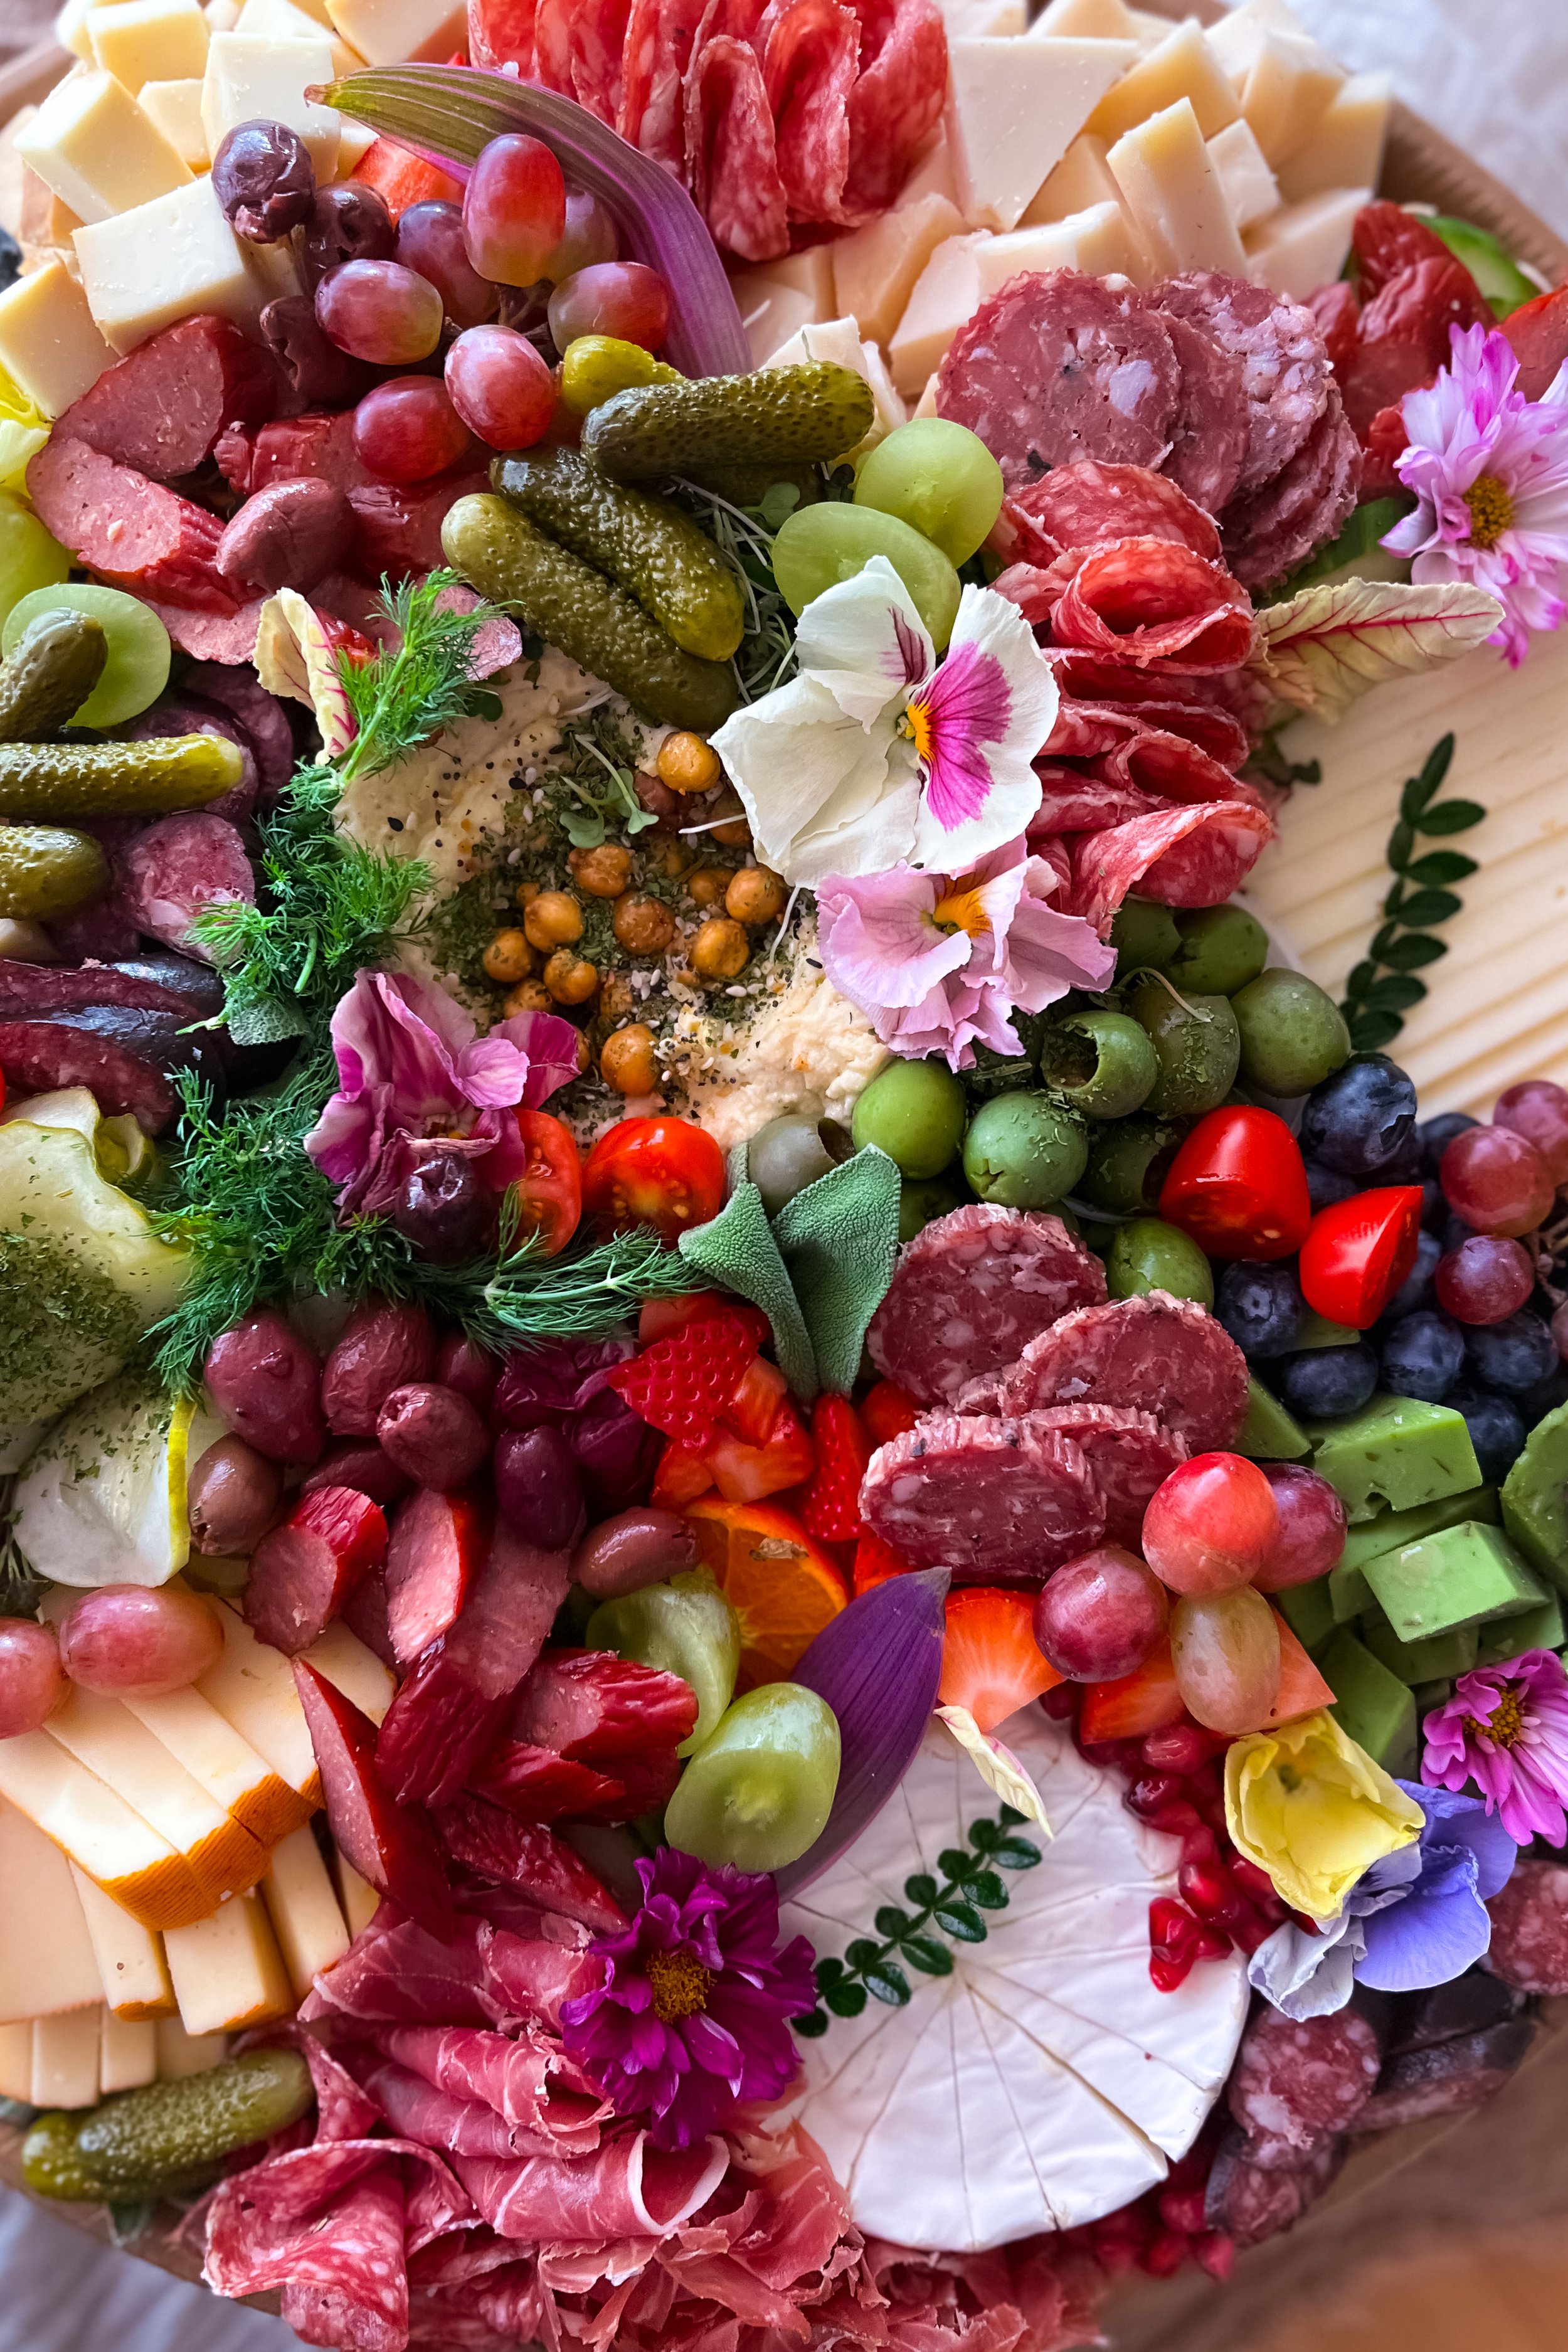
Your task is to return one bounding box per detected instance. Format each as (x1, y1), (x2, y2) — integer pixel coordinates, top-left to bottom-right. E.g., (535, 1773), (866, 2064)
(454, 2131), (729, 2242)
(383, 2023), (612, 2149)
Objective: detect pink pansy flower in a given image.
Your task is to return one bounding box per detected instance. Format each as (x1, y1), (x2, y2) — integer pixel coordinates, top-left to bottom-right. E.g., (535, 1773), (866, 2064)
(815, 834), (1114, 1071)
(709, 558), (1059, 886)
(305, 968), (580, 1217)
(1421, 1648), (1568, 1845)
(1384, 322), (1568, 666)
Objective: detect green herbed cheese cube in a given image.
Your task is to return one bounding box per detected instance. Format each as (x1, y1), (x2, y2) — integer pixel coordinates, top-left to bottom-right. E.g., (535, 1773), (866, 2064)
(1502, 1401), (1568, 1592)
(1308, 1394), (1482, 1522)
(1364, 1521), (1549, 1641)
(1332, 1490), (1499, 1621)
(1474, 1594), (1566, 1667)
(1236, 1377), (1311, 1461)
(1322, 1628), (1417, 1775)
(1411, 1678), (1452, 1721)
(1330, 1559), (1372, 1623)
(1276, 1577), (1334, 1654)
(1296, 1311), (1361, 1351)
(1362, 1613), (1479, 1685)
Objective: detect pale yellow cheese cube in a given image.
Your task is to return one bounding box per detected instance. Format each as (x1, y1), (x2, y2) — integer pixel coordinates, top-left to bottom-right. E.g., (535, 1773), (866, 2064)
(55, 0), (109, 61)
(88, 0), (208, 92)
(0, 1800), (105, 2025)
(947, 34), (1138, 232)
(831, 191), (966, 351)
(139, 77), (209, 168)
(897, 129), (958, 210)
(332, 1848), (381, 1939)
(1245, 184), (1369, 302)
(889, 233), (983, 398)
(303, 1616), (395, 1726)
(74, 173), (259, 354)
(1029, 0), (1137, 34)
(262, 1824), (350, 2000)
(334, 114), (378, 174)
(1239, 29), (1342, 167)
(0, 2021), (32, 2102)
(0, 1731), (206, 1929)
(203, 33), (341, 177)
(977, 199), (1150, 295)
(100, 2007), (159, 2093)
(198, 1601), (320, 1801)
(154, 2015), (228, 2077)
(763, 317), (905, 457)
(124, 1684), (309, 1846)
(0, 259), (114, 418)
(325, 0), (466, 65)
(235, 0), (363, 77)
(16, 67), (191, 226)
(0, 107), (40, 243)
(1021, 132), (1119, 227)
(70, 1864), (177, 2020)
(45, 1688), (268, 1907)
(31, 2007), (101, 2109)
(1087, 18), (1241, 144)
(732, 251), (837, 369)
(1207, 115), (1280, 233)
(164, 1893), (292, 2035)
(939, 0), (1025, 34)
(1106, 96), (1248, 277)
(1276, 72), (1392, 204)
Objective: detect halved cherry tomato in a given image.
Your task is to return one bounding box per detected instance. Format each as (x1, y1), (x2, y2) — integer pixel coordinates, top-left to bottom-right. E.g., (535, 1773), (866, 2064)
(581, 1116), (726, 1245)
(1158, 1105), (1311, 1261)
(509, 1109), (582, 1258)
(1297, 1185), (1424, 1329)
(703, 1396), (814, 1503)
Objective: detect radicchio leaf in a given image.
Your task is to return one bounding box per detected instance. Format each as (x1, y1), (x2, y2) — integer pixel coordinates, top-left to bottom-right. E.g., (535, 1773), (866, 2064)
(1251, 578), (1505, 723)
(255, 588), (359, 754)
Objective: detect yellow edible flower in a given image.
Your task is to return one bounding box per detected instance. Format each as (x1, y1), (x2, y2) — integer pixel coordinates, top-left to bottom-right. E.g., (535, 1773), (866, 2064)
(0, 363), (48, 499)
(1224, 1709), (1424, 1920)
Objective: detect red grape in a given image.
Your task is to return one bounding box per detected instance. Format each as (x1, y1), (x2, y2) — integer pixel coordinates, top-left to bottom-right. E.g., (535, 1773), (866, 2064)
(315, 258), (443, 363)
(1170, 1589), (1281, 1734)
(546, 188), (618, 282)
(353, 377), (472, 483)
(1434, 1232), (1535, 1324)
(1140, 1453), (1279, 1595)
(1441, 1124), (1555, 1237)
(60, 1585), (225, 1698)
(0, 1619), (65, 1735)
(444, 324), (555, 450)
(394, 199), (497, 329)
(462, 134), (566, 287)
(546, 261), (670, 352)
(1252, 1463), (1345, 1591)
(1032, 1545), (1169, 1681)
(1494, 1079), (1568, 1185)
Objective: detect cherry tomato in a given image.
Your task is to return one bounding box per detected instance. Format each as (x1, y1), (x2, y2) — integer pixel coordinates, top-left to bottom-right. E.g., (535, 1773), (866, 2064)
(582, 1116), (726, 1245)
(1157, 1106), (1311, 1262)
(511, 1108), (582, 1258)
(1298, 1186), (1424, 1329)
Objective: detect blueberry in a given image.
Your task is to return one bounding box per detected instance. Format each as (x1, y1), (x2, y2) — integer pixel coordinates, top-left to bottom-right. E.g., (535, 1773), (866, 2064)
(1464, 1310), (1559, 1395)
(1300, 1054), (1418, 1176)
(1419, 1111), (1479, 1177)
(1374, 1130), (1423, 1185)
(1446, 1386), (1527, 1481)
(1304, 1157), (1359, 1213)
(1216, 1261), (1305, 1359)
(1438, 1207), (1475, 1254)
(1380, 1310), (1465, 1402)
(1421, 1179), (1448, 1234)
(1279, 1343), (1379, 1419)
(1385, 1229), (1441, 1322)
(1517, 1364), (1568, 1429)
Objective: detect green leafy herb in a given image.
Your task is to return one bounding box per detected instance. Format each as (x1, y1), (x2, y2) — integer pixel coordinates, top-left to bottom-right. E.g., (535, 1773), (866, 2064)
(1246, 726), (1322, 792)
(554, 717), (659, 849)
(1339, 733), (1482, 1053)
(793, 1808), (1041, 2037)
(669, 478), (798, 704)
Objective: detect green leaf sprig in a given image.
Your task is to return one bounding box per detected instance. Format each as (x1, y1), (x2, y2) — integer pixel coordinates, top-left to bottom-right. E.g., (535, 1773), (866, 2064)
(1340, 733), (1482, 1054)
(793, 1809), (1041, 2038)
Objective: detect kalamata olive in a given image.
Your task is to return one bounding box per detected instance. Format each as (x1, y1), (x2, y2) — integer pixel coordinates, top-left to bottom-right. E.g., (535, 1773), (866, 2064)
(211, 119), (315, 243)
(299, 1436), (411, 1508)
(390, 1148), (495, 1263)
(494, 1425), (586, 1551)
(187, 1435), (283, 1554)
(321, 1300), (436, 1436)
(435, 1332), (500, 1414)
(258, 295), (372, 408)
(205, 1308), (326, 1463)
(567, 1389), (660, 1514)
(300, 181), (395, 287)
(215, 476), (353, 594)
(376, 1382), (489, 1490)
(572, 1507), (699, 1599)
(0, 1620), (66, 1735)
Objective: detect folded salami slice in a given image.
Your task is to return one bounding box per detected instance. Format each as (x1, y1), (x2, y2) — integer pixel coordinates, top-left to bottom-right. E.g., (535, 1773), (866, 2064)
(1221, 383), (1362, 590)
(867, 1202), (1108, 1406)
(1093, 695), (1249, 769)
(1101, 728), (1244, 806)
(842, 0), (948, 218)
(618, 0), (710, 166)
(1159, 310), (1250, 515)
(684, 33), (790, 260)
(1030, 766), (1163, 834)
(1023, 1403), (1187, 1545)
(762, 0), (861, 221)
(1049, 538), (1259, 672)
(990, 561), (1067, 628)
(1042, 700), (1142, 758)
(1000, 1292), (1249, 1454)
(1148, 273), (1330, 494)
(860, 1414), (1105, 1582)
(1067, 797), (1274, 931)
(995, 460), (1222, 564)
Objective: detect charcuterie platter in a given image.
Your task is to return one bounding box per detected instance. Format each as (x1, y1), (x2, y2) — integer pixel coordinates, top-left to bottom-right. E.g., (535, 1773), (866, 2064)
(1, 0), (1568, 2344)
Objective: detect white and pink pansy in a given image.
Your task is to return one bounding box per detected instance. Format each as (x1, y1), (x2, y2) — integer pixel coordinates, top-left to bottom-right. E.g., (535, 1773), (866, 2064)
(709, 558), (1059, 886)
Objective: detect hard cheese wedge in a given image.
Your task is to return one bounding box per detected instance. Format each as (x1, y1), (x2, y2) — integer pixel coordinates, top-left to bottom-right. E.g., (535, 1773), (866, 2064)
(44, 1687), (269, 1906)
(945, 35), (1138, 231)
(1106, 96), (1248, 276)
(123, 1683), (310, 1845)
(781, 1713), (1247, 2249)
(16, 68), (192, 225)
(196, 1601), (392, 1802)
(0, 1732), (208, 1929)
(70, 1863), (176, 2020)
(262, 1824), (350, 2000)
(163, 1892), (292, 2035)
(0, 1799), (104, 2025)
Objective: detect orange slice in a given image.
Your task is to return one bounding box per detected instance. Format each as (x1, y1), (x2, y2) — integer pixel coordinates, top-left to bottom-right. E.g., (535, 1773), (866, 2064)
(684, 1498), (847, 1690)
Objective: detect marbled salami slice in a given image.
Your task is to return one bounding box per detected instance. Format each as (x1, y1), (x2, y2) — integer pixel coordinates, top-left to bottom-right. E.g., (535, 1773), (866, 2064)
(859, 1413), (1105, 1582)
(1484, 1857), (1568, 1994)
(1030, 766), (1163, 833)
(684, 33), (789, 260)
(1149, 272), (1330, 493)
(993, 459), (1221, 564)
(1023, 1402), (1187, 1545)
(842, 0), (947, 217)
(1067, 798), (1274, 932)
(1221, 382), (1362, 590)
(761, 0), (861, 221)
(867, 1202), (1108, 1406)
(1048, 538), (1259, 673)
(1000, 1291), (1249, 1453)
(1227, 2005), (1381, 2151)
(1204, 2127), (1345, 2247)
(618, 0), (709, 165)
(1101, 728), (1244, 805)
(938, 270), (1182, 492)
(1159, 310), (1249, 514)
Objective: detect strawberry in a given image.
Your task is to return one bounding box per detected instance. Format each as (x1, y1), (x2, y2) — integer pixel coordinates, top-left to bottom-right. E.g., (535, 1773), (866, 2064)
(861, 1378), (921, 1448)
(852, 1527), (913, 1595)
(639, 1290), (728, 1343)
(802, 1394), (872, 1544)
(651, 1439), (714, 1508)
(938, 1587), (1062, 1734)
(722, 1354), (787, 1445)
(704, 1397), (814, 1503)
(605, 1303), (767, 1445)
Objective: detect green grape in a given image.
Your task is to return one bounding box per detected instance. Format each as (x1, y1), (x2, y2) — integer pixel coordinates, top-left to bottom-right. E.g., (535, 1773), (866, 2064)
(1165, 904), (1268, 997)
(664, 1682), (840, 1873)
(771, 504), (961, 649)
(852, 419), (1005, 566)
(1230, 969), (1352, 1098)
(585, 1573), (739, 1756)
(3, 583), (171, 728)
(0, 493), (70, 635)
(1105, 1217), (1214, 1306)
(852, 1057), (966, 1179)
(962, 1090), (1088, 1207)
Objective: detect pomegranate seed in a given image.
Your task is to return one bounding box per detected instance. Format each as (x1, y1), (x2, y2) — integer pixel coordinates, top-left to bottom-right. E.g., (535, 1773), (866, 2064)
(1144, 1799), (1203, 1835)
(1138, 2229), (1190, 2279)
(1126, 1771), (1184, 1816)
(1179, 1823), (1219, 1867)
(1179, 1857), (1243, 1926)
(1190, 1919), (1234, 1962)
(1227, 1906), (1274, 1956)
(1192, 2232), (1234, 2281)
(1228, 1855), (1281, 1905)
(1141, 1722), (1220, 1772)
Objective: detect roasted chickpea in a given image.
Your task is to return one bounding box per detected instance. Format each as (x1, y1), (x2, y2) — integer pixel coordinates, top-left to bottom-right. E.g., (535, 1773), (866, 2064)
(707, 791), (752, 849)
(597, 971), (638, 1026)
(502, 978), (553, 1014)
(543, 948), (599, 1005)
(482, 928), (534, 984)
(523, 889), (584, 951)
(612, 892), (677, 956)
(514, 879), (540, 908)
(725, 865), (786, 926)
(570, 843), (634, 898)
(686, 864), (734, 909)
(692, 916), (750, 982)
(647, 837), (694, 881)
(655, 731), (722, 794)
(601, 1023), (659, 1094)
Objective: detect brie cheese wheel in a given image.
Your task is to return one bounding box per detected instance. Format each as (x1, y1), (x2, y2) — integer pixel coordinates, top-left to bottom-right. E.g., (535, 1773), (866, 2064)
(780, 1712), (1247, 2252)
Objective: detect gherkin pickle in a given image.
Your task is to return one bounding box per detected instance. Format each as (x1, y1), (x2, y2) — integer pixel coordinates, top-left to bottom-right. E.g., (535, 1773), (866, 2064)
(1127, 980), (1241, 1119)
(0, 734), (243, 818)
(558, 334), (683, 415)
(1164, 904), (1269, 998)
(21, 2109), (221, 2205)
(25, 2050), (312, 2201)
(582, 363), (875, 480)
(0, 610), (107, 743)
(0, 824), (109, 918)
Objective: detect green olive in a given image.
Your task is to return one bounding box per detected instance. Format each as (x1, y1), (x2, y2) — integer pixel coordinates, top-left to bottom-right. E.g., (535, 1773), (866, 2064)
(1165, 904), (1269, 997)
(851, 1057), (967, 1179)
(1041, 1008), (1158, 1120)
(749, 1114), (840, 1216)
(1231, 968), (1353, 1099)
(1110, 896), (1180, 975)
(898, 1175), (964, 1241)
(1105, 1217), (1215, 1306)
(1127, 981), (1241, 1119)
(961, 1090), (1088, 1207)
(1080, 1115), (1185, 1215)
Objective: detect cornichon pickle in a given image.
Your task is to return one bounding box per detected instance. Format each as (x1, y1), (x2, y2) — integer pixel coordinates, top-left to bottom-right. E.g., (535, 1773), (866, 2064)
(442, 494), (739, 734)
(0, 734), (242, 818)
(581, 362), (876, 480)
(22, 2109), (223, 2205)
(0, 610), (107, 743)
(559, 334), (684, 415)
(71, 2048), (314, 2190)
(492, 448), (745, 662)
(0, 822), (109, 917)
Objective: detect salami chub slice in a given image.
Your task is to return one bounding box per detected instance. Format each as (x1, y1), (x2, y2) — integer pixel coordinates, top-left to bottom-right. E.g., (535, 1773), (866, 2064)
(1221, 381), (1362, 590)
(1000, 1292), (1249, 1454)
(1024, 1402), (1187, 1547)
(867, 1203), (1108, 1406)
(1148, 272), (1331, 494)
(859, 1413), (1105, 1582)
(1227, 2004), (1381, 2152)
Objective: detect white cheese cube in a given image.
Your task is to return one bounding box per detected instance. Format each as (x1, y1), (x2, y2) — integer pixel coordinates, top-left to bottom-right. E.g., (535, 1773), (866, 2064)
(1021, 131), (1119, 226)
(332, 1848), (380, 1939)
(1246, 184), (1370, 302)
(0, 2022), (32, 2102)
(164, 1892), (292, 2035)
(0, 260), (114, 417)
(1276, 72), (1392, 204)
(897, 129), (958, 209)
(1030, 0), (1137, 34)
(74, 174), (259, 354)
(1126, 6), (1177, 45)
(139, 76), (209, 166)
(325, 0), (467, 65)
(45, 1688), (268, 1908)
(1106, 96), (1248, 277)
(1238, 29), (1342, 167)
(763, 316), (905, 456)
(235, 0), (363, 76)
(1205, 0), (1306, 85)
(88, 0), (208, 91)
(0, 1731), (206, 1929)
(1087, 18), (1241, 143)
(889, 233), (983, 398)
(732, 250), (838, 369)
(977, 199), (1150, 295)
(204, 0), (240, 22)
(262, 1825), (350, 2000)
(0, 1800), (105, 2024)
(16, 68), (191, 226)
(334, 114), (378, 174)
(946, 34), (1138, 231)
(154, 2015), (227, 2076)
(913, 372), (940, 418)
(198, 1601), (320, 1801)
(1207, 116), (1280, 232)
(831, 190), (966, 350)
(100, 2007), (158, 2092)
(55, 0), (106, 61)
(302, 1616), (396, 1726)
(124, 1685), (308, 1846)
(31, 2007), (102, 2109)
(70, 1865), (176, 2020)
(202, 33), (341, 177)
(939, 0), (1025, 34)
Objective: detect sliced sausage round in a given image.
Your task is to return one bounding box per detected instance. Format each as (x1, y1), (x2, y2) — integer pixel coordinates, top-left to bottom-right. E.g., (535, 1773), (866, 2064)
(999, 1291), (1249, 1454)
(867, 1204), (1108, 1407)
(859, 1412), (1105, 1583)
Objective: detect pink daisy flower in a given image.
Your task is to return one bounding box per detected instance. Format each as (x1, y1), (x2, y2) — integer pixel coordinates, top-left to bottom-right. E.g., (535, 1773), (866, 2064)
(1421, 1648), (1568, 1845)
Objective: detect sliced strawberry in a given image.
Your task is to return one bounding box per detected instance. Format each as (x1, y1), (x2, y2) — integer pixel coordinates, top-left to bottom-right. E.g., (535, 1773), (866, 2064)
(639, 1290), (728, 1343)
(802, 1394), (872, 1544)
(853, 1527), (914, 1595)
(605, 1306), (766, 1446)
(1081, 1639), (1187, 1742)
(294, 1661), (450, 1937)
(722, 1354), (787, 1445)
(507, 1648), (698, 1763)
(938, 1587), (1062, 1734)
(861, 1379), (921, 1448)
(651, 1438), (715, 1507)
(704, 1396), (814, 1503)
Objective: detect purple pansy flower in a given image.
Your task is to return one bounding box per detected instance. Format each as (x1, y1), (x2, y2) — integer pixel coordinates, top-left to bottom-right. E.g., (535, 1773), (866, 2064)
(560, 1849), (816, 2151)
(1422, 1647), (1568, 1844)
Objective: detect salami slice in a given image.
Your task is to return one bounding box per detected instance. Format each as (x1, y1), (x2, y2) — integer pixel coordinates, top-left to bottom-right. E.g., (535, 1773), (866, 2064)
(1094, 694), (1249, 769)
(1030, 766), (1163, 833)
(119, 811), (255, 961)
(859, 1413), (1104, 1582)
(1048, 538), (1259, 673)
(1204, 2128), (1345, 2247)
(1101, 728), (1243, 806)
(1356, 2020), (1535, 2134)
(530, 0), (576, 88)
(1159, 311), (1249, 514)
(1221, 383), (1362, 590)
(1029, 830), (1073, 897)
(760, 0), (861, 221)
(467, 0), (538, 69)
(1042, 700), (1141, 758)
(937, 271), (1182, 492)
(867, 1202), (1108, 1405)
(684, 32), (790, 259)
(1023, 1402), (1187, 1545)
(618, 0), (709, 163)
(1227, 2005), (1382, 2152)
(566, 0), (635, 122)
(842, 0), (947, 217)
(1484, 1857), (1568, 1994)
(997, 460), (1222, 564)
(1067, 797), (1274, 933)
(1000, 1292), (1249, 1453)
(1148, 273), (1330, 494)
(990, 560), (1067, 628)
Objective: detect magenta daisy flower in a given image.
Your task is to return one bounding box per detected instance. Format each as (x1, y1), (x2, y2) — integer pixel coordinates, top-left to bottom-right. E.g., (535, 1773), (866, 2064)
(1421, 1648), (1568, 1844)
(1382, 322), (1568, 666)
(559, 1849), (816, 2151)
